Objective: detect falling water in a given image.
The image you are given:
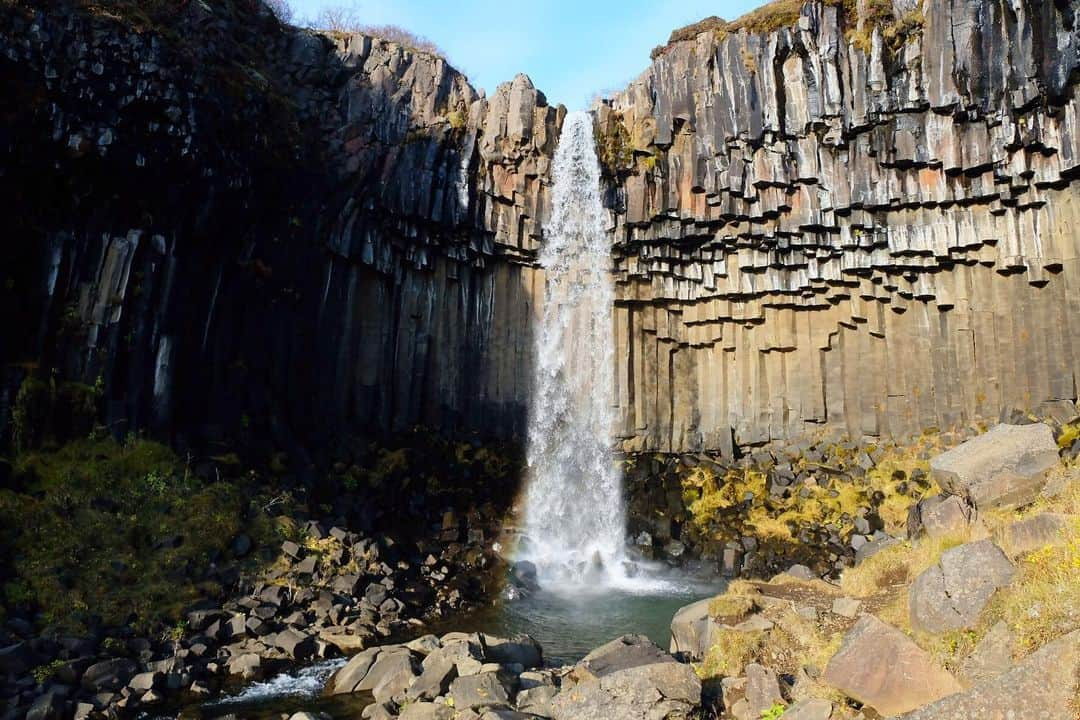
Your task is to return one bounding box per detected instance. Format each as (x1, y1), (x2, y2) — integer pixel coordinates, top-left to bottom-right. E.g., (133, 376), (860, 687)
(519, 110), (629, 589)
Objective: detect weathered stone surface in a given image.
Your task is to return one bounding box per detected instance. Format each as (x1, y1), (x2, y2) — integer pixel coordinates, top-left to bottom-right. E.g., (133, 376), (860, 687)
(929, 425), (1060, 509)
(782, 698), (832, 720)
(481, 634), (542, 668)
(549, 635), (700, 720)
(669, 597), (719, 659)
(327, 647), (380, 694)
(993, 512), (1073, 558)
(398, 703), (455, 720)
(958, 621), (1014, 685)
(822, 615), (962, 715)
(449, 671), (513, 711)
(358, 649), (420, 702)
(909, 540), (1015, 634)
(898, 630), (1080, 720)
(743, 663), (783, 718)
(81, 658), (137, 692)
(907, 494), (979, 540)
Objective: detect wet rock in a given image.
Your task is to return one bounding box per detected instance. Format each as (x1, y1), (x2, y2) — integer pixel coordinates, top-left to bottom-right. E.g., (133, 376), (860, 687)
(909, 540), (1015, 634)
(930, 424), (1060, 510)
(482, 634), (542, 668)
(509, 561), (539, 592)
(327, 647), (380, 694)
(822, 615), (961, 715)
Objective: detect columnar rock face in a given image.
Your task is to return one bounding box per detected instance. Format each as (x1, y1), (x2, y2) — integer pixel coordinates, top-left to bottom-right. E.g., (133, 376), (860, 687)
(3, 0), (1079, 458)
(0, 2), (556, 448)
(600, 0), (1080, 453)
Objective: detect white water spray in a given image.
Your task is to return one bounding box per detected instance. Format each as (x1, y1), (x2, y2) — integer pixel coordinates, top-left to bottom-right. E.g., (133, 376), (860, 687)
(519, 111), (634, 590)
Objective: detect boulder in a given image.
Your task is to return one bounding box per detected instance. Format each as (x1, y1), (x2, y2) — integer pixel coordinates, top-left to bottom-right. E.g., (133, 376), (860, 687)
(907, 494), (979, 540)
(482, 634), (542, 668)
(959, 621), (1014, 685)
(741, 663), (783, 718)
(669, 597), (718, 659)
(274, 628), (316, 660)
(898, 630), (1080, 720)
(358, 649), (420, 702)
(781, 698), (832, 720)
(26, 692), (66, 720)
(81, 658), (137, 692)
(829, 597), (860, 619)
(0, 642), (37, 675)
(549, 635), (700, 720)
(929, 424), (1059, 509)
(822, 615), (961, 716)
(398, 703), (455, 720)
(326, 647), (380, 694)
(509, 561), (539, 591)
(406, 654), (458, 701)
(449, 670), (513, 711)
(909, 540), (1015, 634)
(993, 512), (1072, 558)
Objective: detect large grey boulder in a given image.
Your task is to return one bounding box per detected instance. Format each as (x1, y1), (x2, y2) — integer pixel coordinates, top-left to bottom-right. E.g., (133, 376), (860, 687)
(669, 597), (718, 659)
(481, 634), (542, 668)
(897, 630), (1080, 720)
(930, 424), (1059, 510)
(405, 653), (458, 701)
(326, 647), (380, 694)
(398, 703), (454, 720)
(909, 540), (1015, 634)
(959, 621), (1014, 685)
(358, 649), (420, 702)
(822, 615), (961, 716)
(449, 670), (513, 711)
(549, 635), (700, 720)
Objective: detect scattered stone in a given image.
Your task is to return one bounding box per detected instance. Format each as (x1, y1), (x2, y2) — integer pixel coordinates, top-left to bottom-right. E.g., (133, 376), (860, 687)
(830, 597), (861, 619)
(930, 424), (1059, 510)
(909, 540), (1015, 634)
(549, 635), (700, 720)
(907, 494), (980, 540)
(81, 658), (137, 692)
(822, 615), (962, 716)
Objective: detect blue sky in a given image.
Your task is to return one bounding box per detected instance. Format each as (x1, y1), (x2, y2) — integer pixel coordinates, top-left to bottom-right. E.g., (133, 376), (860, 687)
(288, 1), (765, 109)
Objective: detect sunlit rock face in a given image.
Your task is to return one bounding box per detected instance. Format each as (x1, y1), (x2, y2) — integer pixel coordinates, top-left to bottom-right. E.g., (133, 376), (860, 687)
(598, 0), (1080, 454)
(3, 0), (1079, 458)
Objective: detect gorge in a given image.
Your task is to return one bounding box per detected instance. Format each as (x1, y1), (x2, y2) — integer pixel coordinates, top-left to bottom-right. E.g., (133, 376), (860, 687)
(1, 0), (1079, 718)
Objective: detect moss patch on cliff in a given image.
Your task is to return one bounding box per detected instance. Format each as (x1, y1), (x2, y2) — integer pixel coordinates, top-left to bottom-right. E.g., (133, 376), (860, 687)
(652, 0), (925, 59)
(0, 437), (284, 635)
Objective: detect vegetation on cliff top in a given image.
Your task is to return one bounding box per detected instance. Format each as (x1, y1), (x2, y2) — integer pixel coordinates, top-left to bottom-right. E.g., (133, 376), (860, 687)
(651, 0), (925, 59)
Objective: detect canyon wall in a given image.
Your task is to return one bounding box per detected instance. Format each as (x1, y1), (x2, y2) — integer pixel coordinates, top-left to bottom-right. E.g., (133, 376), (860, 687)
(599, 0), (1080, 453)
(0, 2), (553, 452)
(2, 0), (1079, 459)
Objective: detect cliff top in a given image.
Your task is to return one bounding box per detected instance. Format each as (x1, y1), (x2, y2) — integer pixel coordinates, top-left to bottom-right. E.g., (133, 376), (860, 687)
(651, 0), (923, 58)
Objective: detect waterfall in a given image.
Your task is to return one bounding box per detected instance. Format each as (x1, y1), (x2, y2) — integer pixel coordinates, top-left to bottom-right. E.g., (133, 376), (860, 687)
(519, 111), (628, 588)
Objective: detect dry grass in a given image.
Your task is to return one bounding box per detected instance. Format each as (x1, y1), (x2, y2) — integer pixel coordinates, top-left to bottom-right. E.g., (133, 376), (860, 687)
(696, 629), (767, 678)
(839, 532), (968, 599)
(708, 580), (761, 620)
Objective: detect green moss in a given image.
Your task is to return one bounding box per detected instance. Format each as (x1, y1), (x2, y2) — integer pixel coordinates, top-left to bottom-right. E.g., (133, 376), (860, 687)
(12, 377), (101, 452)
(0, 437), (280, 635)
(594, 118), (633, 177)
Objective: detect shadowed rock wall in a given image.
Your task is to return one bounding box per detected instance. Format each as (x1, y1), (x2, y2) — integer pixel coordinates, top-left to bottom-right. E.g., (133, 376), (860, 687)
(0, 3), (555, 450)
(599, 0), (1080, 453)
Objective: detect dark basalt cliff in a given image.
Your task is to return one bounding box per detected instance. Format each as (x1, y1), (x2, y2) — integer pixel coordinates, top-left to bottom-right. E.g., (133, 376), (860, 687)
(2, 0), (1079, 459)
(1, 0), (554, 456)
